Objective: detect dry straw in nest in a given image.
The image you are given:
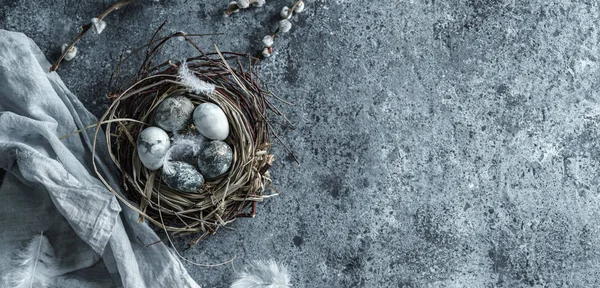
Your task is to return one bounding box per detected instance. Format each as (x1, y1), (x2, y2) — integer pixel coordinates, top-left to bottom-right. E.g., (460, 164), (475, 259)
(91, 29), (296, 244)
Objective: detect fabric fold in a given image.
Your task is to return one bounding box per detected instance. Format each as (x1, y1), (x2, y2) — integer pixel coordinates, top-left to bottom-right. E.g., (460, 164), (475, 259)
(0, 29), (200, 288)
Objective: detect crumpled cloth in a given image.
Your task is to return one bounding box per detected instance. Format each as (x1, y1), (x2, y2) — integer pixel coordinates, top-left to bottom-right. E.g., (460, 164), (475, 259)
(0, 30), (200, 288)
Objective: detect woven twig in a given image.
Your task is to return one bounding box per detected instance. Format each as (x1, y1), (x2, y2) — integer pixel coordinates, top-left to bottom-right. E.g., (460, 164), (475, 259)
(92, 31), (293, 240)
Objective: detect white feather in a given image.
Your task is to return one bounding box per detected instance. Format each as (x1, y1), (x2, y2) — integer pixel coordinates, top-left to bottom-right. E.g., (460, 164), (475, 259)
(163, 133), (206, 175)
(178, 61), (215, 95)
(230, 260), (291, 288)
(3, 232), (59, 288)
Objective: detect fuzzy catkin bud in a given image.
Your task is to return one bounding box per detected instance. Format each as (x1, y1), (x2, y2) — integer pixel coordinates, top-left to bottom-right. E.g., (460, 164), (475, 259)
(227, 1), (240, 13)
(61, 44), (77, 61)
(237, 0), (250, 8)
(262, 35), (274, 47)
(278, 19), (292, 33)
(262, 47), (272, 57)
(280, 6), (290, 18)
(296, 1), (305, 13)
(91, 18), (107, 34)
(253, 0), (266, 7)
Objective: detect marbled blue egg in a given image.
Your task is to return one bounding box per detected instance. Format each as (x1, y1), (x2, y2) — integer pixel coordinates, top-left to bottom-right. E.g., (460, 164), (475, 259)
(197, 140), (233, 179)
(162, 161), (204, 192)
(154, 96), (195, 132)
(137, 127), (170, 170)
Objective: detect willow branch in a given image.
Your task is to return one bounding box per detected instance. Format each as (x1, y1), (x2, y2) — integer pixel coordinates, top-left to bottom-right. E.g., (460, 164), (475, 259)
(49, 0), (136, 72)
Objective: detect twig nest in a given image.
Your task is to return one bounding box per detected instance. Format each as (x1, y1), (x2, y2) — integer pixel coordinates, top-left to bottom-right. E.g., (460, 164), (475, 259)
(278, 19), (292, 33)
(154, 96), (195, 132)
(137, 127), (170, 170)
(162, 161), (204, 192)
(193, 103), (229, 140)
(102, 35), (281, 237)
(61, 44), (77, 61)
(197, 140), (233, 179)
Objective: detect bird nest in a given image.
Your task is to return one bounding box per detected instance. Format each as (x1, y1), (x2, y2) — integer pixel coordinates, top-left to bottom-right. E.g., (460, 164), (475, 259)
(93, 31), (292, 242)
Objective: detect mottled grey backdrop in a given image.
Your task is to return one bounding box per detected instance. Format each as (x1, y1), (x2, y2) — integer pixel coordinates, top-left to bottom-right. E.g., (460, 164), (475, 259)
(3, 0), (600, 287)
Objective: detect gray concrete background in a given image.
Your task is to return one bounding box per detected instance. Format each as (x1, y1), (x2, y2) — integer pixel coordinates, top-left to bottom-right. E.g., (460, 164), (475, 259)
(3, 0), (600, 287)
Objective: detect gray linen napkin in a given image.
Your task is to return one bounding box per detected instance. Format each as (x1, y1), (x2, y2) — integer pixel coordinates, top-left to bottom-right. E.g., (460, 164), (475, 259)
(0, 29), (200, 288)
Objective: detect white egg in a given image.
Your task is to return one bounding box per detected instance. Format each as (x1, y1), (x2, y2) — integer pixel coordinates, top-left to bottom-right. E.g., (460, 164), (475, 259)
(137, 127), (170, 170)
(193, 103), (229, 140)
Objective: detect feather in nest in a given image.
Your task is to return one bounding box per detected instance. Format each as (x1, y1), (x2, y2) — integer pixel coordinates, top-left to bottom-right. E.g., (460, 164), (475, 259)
(2, 232), (59, 288)
(230, 259), (291, 288)
(162, 132), (206, 174)
(178, 60), (215, 96)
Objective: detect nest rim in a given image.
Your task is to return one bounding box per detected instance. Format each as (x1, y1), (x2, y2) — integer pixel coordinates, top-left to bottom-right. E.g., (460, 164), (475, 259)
(91, 38), (286, 240)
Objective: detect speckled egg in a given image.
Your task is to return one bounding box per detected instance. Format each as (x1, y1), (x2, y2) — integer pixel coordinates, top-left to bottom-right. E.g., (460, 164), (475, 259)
(193, 103), (229, 140)
(197, 140), (233, 179)
(154, 96), (195, 132)
(137, 127), (170, 170)
(162, 161), (204, 192)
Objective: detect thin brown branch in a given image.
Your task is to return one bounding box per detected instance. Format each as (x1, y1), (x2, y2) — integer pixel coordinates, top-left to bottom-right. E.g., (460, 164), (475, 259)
(49, 0), (136, 72)
(289, 0), (304, 15)
(267, 120), (299, 164)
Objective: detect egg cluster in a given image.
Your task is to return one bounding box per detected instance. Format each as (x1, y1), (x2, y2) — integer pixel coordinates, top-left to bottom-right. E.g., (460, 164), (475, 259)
(136, 96), (233, 193)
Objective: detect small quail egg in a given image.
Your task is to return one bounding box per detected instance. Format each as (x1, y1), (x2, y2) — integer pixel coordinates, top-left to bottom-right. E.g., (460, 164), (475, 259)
(154, 96), (195, 132)
(193, 103), (229, 140)
(197, 140), (233, 179)
(162, 161), (204, 192)
(137, 127), (170, 170)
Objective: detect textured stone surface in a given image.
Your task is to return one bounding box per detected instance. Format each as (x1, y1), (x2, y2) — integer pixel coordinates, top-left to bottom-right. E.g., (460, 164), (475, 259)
(4, 0), (600, 287)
